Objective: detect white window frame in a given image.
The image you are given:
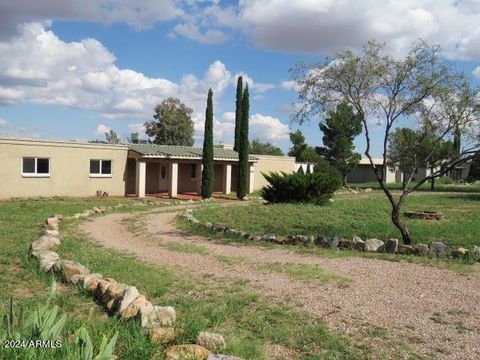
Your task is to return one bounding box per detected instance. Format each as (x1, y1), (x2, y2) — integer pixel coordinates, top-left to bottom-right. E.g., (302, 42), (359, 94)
(89, 159), (113, 178)
(21, 157), (51, 178)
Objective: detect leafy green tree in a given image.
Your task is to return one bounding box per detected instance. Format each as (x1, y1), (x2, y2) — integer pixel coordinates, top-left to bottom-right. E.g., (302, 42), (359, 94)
(145, 97), (194, 146)
(128, 132), (139, 143)
(201, 89), (214, 199)
(234, 76), (243, 152)
(292, 40), (479, 244)
(237, 85), (250, 199)
(288, 130), (307, 161)
(105, 130), (120, 144)
(249, 139), (284, 156)
(319, 103), (363, 185)
(467, 153), (480, 182)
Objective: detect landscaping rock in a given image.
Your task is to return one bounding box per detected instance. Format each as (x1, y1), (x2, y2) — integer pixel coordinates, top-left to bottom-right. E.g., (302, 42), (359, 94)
(338, 238), (353, 249)
(326, 236), (340, 249)
(262, 234), (276, 242)
(314, 235), (327, 247)
(104, 282), (127, 309)
(397, 244), (414, 255)
(197, 332), (225, 353)
(295, 235), (309, 245)
(414, 243), (429, 256)
(121, 295), (149, 319)
(272, 236), (286, 244)
(44, 229), (59, 237)
(165, 345), (211, 360)
(93, 207), (102, 214)
(116, 286), (139, 314)
(352, 236), (365, 251)
(138, 300), (155, 327)
(212, 224), (225, 232)
(99, 206), (107, 213)
(78, 273), (104, 291)
(33, 250), (59, 271)
(385, 238), (399, 254)
(54, 260), (90, 283)
(452, 247), (469, 259)
(473, 246), (480, 262)
(143, 306), (176, 328)
(29, 235), (61, 254)
(429, 242), (448, 257)
(148, 327), (176, 343)
(207, 355), (245, 360)
(45, 217), (59, 230)
(364, 239), (385, 252)
(205, 222), (213, 229)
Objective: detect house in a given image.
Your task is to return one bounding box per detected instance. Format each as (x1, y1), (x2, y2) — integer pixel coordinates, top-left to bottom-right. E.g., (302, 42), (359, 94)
(346, 158), (401, 184)
(0, 138), (298, 199)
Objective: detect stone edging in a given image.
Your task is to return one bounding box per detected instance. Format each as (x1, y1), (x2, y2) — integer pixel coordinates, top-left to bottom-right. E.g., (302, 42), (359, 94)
(28, 202), (243, 360)
(181, 210), (480, 262)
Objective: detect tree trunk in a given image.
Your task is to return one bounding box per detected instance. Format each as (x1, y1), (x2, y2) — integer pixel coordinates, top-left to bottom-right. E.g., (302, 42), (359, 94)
(343, 174), (347, 187)
(391, 205), (412, 245)
(430, 166), (435, 191)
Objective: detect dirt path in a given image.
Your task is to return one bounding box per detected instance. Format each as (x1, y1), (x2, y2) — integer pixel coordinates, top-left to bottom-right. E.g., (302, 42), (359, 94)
(79, 206), (480, 359)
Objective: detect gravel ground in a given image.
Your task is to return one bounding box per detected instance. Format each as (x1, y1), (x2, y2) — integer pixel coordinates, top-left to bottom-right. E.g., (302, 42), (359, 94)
(79, 206), (480, 359)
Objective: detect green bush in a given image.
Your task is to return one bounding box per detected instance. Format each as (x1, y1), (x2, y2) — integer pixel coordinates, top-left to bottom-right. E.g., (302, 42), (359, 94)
(437, 176), (454, 184)
(261, 165), (341, 205)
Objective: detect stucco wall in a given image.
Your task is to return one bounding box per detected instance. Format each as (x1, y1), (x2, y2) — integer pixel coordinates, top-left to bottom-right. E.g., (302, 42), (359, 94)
(252, 155), (296, 190)
(0, 139), (128, 199)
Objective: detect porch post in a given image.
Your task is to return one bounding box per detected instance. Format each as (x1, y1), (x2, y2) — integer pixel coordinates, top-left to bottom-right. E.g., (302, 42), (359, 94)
(135, 160), (146, 198)
(223, 163), (232, 194)
(196, 163), (203, 195)
(248, 163), (255, 194)
(168, 162), (178, 197)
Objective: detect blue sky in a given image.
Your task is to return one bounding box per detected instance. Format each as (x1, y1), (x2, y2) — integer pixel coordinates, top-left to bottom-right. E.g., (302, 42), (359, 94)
(0, 1), (479, 155)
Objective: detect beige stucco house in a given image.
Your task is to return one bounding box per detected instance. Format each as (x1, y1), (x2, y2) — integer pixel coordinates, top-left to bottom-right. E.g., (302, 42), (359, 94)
(0, 138), (298, 200)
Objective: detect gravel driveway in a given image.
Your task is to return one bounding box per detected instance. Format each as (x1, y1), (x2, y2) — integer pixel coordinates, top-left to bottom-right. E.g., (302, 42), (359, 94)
(79, 205), (480, 359)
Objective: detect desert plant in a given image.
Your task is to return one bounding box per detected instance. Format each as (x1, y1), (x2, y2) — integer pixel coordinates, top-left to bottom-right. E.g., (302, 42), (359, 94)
(261, 167), (341, 205)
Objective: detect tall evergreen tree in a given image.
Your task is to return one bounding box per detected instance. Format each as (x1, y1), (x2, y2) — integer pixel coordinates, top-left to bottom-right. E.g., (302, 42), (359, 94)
(201, 89), (214, 198)
(237, 85), (250, 199)
(318, 103), (363, 185)
(234, 76), (243, 152)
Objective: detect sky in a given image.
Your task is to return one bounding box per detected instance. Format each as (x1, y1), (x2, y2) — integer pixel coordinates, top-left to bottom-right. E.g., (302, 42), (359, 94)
(0, 0), (479, 155)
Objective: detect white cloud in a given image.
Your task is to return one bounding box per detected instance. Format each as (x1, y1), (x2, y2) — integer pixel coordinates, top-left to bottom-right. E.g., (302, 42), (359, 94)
(280, 80), (301, 92)
(173, 23), (229, 44)
(127, 123), (145, 134)
(231, 72), (275, 94)
(0, 117), (7, 126)
(94, 124), (110, 136)
(250, 113), (290, 141)
(473, 67), (480, 79)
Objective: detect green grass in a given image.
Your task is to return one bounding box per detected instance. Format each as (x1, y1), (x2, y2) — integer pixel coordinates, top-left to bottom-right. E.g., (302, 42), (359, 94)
(190, 191), (480, 249)
(165, 242), (211, 255)
(352, 181), (480, 193)
(0, 197), (367, 359)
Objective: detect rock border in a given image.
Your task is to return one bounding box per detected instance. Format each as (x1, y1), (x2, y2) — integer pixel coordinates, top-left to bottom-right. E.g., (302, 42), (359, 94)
(181, 209), (480, 262)
(28, 201), (241, 360)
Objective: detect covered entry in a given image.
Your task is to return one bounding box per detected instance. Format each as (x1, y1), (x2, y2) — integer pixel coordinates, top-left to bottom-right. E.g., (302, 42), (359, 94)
(126, 144), (255, 198)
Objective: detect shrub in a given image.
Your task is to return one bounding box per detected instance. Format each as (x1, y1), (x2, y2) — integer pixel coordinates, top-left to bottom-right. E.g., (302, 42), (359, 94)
(437, 176), (454, 185)
(261, 164), (341, 205)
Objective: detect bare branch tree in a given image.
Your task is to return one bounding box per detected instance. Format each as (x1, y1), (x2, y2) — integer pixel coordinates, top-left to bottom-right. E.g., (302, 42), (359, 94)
(291, 40), (480, 245)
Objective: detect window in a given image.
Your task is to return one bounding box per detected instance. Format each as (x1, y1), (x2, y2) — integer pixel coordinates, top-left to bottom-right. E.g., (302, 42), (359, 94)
(22, 157), (50, 176)
(190, 164), (197, 178)
(90, 160), (112, 177)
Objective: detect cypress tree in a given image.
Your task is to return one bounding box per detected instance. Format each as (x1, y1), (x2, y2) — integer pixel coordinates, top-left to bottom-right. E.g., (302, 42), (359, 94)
(237, 85), (250, 199)
(201, 89), (214, 198)
(234, 76), (243, 152)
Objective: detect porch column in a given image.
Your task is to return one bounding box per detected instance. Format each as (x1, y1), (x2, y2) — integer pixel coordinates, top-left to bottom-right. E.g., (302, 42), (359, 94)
(196, 163), (203, 195)
(248, 164), (255, 194)
(168, 162), (178, 197)
(223, 164), (232, 194)
(135, 160), (146, 198)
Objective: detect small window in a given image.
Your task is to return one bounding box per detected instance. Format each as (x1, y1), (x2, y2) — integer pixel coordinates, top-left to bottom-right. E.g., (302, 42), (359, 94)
(90, 160), (112, 177)
(22, 157), (50, 176)
(190, 164), (197, 178)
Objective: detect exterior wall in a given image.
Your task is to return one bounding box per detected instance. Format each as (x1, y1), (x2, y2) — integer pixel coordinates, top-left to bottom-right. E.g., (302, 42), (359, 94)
(177, 161), (201, 193)
(252, 155), (296, 190)
(347, 165), (381, 183)
(0, 138), (128, 199)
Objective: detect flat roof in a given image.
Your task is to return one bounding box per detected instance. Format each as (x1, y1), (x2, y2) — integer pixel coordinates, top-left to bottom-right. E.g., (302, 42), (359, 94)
(0, 137), (128, 150)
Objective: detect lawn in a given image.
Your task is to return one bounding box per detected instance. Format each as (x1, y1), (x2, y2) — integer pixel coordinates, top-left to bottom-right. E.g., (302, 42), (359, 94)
(0, 197), (365, 359)
(190, 191), (480, 248)
(352, 181), (480, 193)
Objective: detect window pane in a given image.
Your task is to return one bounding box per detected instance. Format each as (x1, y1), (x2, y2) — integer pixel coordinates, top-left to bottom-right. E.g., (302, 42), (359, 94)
(90, 160), (100, 174)
(190, 164), (196, 178)
(37, 158), (49, 174)
(23, 158), (35, 173)
(101, 160), (112, 175)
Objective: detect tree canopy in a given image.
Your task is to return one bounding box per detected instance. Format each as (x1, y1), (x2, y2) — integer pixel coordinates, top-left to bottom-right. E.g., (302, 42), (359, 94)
(292, 39), (479, 244)
(201, 89), (214, 199)
(249, 139), (284, 156)
(145, 97), (194, 146)
(319, 103), (363, 184)
(234, 76), (243, 152)
(237, 85), (250, 199)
